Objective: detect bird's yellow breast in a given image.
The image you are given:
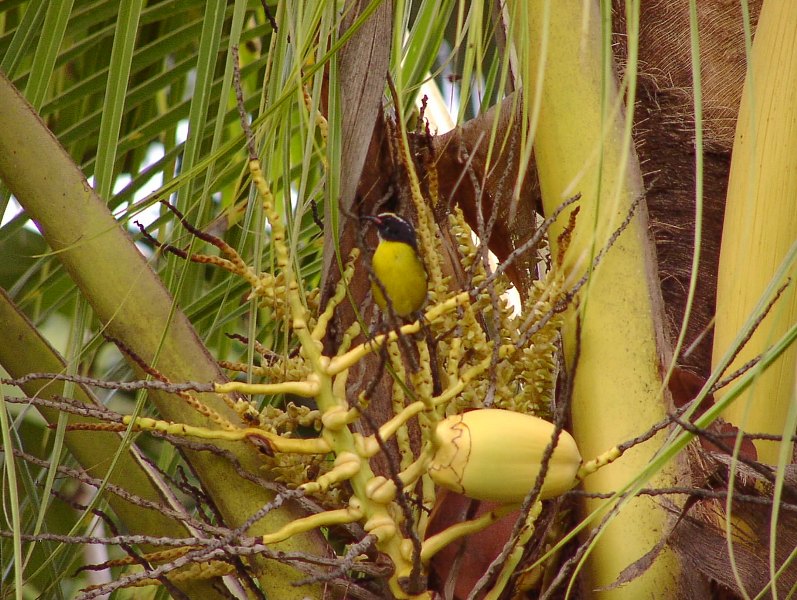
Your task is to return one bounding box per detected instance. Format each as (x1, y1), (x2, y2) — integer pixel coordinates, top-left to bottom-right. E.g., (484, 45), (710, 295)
(371, 240), (428, 317)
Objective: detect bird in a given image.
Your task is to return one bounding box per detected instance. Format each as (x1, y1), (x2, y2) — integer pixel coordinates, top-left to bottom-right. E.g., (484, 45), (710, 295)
(363, 212), (428, 318)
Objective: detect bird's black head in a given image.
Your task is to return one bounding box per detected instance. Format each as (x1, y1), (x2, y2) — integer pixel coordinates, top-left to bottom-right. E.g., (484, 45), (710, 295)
(366, 212), (418, 249)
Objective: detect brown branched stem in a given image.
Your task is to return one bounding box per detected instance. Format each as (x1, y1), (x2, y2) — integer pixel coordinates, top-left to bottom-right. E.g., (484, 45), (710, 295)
(476, 193), (581, 295)
(669, 415), (787, 490)
(106, 332), (242, 425)
(232, 45), (257, 161)
(3, 394), (121, 422)
(11, 447), (223, 536)
(459, 138), (502, 408)
(291, 534), (378, 587)
(566, 487), (797, 510)
(357, 408), (426, 594)
(514, 193), (642, 349)
(2, 373), (214, 393)
(708, 279), (791, 393)
(537, 503), (615, 600)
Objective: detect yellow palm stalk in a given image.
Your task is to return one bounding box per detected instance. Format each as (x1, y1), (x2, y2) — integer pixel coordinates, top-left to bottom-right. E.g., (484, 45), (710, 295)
(509, 1), (682, 596)
(712, 1), (797, 465)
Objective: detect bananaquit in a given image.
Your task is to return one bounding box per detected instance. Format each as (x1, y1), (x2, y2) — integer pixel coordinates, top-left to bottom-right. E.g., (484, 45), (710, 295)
(364, 212), (428, 317)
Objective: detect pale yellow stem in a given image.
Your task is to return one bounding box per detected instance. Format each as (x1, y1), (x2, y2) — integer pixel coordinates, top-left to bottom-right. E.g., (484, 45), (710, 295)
(420, 504), (517, 563)
(712, 1), (797, 464)
(514, 0), (681, 596)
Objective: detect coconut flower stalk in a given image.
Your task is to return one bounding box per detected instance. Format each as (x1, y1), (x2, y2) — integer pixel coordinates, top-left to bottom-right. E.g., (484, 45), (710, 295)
(510, 1), (685, 596)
